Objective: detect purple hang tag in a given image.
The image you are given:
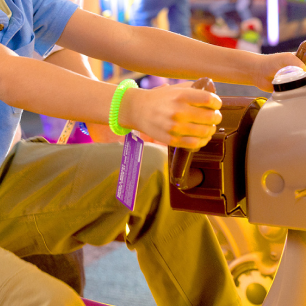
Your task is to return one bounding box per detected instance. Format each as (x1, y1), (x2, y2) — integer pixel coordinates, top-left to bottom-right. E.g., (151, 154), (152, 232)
(116, 132), (144, 210)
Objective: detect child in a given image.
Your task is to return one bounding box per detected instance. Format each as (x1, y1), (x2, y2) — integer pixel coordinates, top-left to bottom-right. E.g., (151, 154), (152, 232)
(0, 1), (304, 305)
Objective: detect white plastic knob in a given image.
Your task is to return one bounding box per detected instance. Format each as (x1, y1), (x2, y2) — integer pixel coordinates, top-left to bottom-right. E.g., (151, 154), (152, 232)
(272, 66), (306, 85)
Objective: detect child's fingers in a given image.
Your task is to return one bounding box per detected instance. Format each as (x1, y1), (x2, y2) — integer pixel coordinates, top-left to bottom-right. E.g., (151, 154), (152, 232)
(174, 89), (222, 110)
(173, 107), (222, 126)
(170, 81), (194, 88)
(169, 122), (217, 139)
(168, 135), (213, 149)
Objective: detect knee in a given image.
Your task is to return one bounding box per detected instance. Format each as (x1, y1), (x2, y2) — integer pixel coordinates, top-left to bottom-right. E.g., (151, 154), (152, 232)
(0, 251), (84, 306)
(24, 265), (85, 306)
(142, 143), (168, 175)
(34, 281), (84, 306)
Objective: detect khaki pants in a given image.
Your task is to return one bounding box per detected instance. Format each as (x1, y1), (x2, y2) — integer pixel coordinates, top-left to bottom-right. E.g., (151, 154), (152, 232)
(0, 138), (241, 306)
(22, 249), (85, 296)
(0, 247), (84, 306)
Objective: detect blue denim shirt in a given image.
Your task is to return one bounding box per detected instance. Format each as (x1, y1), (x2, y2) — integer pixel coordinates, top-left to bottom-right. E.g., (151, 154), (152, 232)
(0, 0), (78, 165)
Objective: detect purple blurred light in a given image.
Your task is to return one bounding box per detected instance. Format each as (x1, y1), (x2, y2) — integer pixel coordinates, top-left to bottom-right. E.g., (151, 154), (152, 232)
(267, 0), (279, 46)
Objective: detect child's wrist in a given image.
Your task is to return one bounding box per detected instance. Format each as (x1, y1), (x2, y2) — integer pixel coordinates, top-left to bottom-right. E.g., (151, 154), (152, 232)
(117, 87), (142, 132)
(249, 52), (262, 86)
(109, 79), (139, 135)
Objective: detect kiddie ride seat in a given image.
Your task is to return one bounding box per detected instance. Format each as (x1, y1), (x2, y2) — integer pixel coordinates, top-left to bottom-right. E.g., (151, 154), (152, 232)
(168, 41), (306, 306)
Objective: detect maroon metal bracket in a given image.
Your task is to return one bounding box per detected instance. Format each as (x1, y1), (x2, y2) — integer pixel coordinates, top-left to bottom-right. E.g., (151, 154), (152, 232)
(169, 95), (264, 217)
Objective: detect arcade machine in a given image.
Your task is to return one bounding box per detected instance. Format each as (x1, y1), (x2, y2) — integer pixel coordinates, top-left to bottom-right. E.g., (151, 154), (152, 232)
(169, 41), (306, 305)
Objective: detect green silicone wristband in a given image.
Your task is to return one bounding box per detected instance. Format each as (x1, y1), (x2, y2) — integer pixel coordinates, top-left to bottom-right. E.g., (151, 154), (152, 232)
(109, 79), (139, 136)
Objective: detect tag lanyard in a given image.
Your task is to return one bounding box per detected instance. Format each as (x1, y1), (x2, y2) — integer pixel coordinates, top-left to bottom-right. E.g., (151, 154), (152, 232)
(56, 80), (144, 210)
(116, 131), (144, 211)
(109, 79), (144, 211)
(57, 120), (76, 144)
(57, 121), (144, 211)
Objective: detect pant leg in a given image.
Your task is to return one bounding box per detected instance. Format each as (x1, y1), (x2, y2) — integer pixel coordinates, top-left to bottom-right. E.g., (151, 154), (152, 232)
(236, 0), (253, 21)
(0, 139), (241, 306)
(168, 0), (191, 37)
(22, 249), (85, 296)
(129, 0), (162, 26)
(0, 247), (84, 306)
(208, 1), (239, 30)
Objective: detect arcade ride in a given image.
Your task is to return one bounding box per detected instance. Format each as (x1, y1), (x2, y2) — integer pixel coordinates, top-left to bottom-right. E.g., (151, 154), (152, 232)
(169, 41), (306, 305)
(68, 42), (306, 306)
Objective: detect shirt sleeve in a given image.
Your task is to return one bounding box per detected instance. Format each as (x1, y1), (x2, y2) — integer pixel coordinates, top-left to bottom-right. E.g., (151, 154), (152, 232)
(33, 0), (79, 57)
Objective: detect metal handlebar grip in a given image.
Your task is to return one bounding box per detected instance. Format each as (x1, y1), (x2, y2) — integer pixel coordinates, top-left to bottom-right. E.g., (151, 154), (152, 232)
(296, 40), (306, 63)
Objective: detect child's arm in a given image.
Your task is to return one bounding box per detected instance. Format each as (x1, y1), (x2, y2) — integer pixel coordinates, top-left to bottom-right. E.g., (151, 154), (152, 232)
(0, 45), (221, 149)
(43, 47), (125, 143)
(43, 48), (97, 81)
(57, 8), (305, 93)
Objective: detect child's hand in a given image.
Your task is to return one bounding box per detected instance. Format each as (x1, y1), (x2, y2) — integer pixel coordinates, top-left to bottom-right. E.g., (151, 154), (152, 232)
(254, 52), (306, 92)
(120, 82), (222, 149)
